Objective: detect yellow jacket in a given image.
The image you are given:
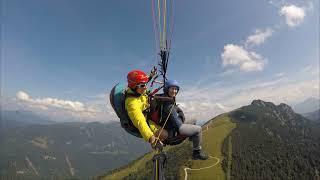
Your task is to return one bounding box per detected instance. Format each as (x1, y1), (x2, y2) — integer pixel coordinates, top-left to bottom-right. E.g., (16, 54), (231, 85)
(125, 88), (153, 142)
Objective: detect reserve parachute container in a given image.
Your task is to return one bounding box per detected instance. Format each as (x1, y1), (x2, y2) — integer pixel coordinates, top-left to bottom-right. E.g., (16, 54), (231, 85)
(109, 83), (142, 138)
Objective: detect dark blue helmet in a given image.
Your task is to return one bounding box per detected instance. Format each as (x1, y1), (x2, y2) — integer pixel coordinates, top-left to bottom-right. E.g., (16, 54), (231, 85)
(164, 79), (180, 95)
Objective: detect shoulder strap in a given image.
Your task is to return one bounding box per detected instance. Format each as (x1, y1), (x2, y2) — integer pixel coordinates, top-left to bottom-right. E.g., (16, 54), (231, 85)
(121, 89), (144, 138)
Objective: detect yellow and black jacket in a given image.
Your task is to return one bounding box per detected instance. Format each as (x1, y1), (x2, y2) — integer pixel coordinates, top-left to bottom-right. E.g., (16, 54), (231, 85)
(125, 88), (154, 142)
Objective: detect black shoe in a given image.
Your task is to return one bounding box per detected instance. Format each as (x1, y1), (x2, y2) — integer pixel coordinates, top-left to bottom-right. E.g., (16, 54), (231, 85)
(192, 150), (209, 160)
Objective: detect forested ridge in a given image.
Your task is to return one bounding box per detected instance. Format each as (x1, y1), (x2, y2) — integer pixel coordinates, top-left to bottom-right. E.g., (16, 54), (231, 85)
(222, 100), (320, 180)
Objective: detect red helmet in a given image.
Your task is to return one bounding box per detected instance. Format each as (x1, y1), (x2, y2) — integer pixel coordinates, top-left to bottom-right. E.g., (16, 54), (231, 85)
(127, 70), (149, 89)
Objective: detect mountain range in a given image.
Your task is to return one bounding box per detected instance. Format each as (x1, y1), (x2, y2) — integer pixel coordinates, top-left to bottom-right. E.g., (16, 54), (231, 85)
(98, 100), (320, 179)
(293, 97), (320, 114)
(1, 109), (55, 128)
(0, 119), (150, 179)
(1, 99), (320, 179)
(303, 109), (320, 122)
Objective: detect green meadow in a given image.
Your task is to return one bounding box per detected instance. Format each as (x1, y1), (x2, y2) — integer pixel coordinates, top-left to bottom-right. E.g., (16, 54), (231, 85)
(182, 115), (236, 180)
(99, 150), (155, 179)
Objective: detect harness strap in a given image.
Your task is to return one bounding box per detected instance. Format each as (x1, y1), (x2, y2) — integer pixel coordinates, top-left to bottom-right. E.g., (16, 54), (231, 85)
(154, 101), (175, 147)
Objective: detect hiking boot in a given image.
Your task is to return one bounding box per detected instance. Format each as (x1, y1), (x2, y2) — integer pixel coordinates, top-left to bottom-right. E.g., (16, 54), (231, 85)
(192, 150), (209, 160)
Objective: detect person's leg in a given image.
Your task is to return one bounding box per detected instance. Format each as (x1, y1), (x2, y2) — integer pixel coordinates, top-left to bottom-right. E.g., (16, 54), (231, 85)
(154, 129), (168, 142)
(178, 124), (208, 160)
(148, 120), (168, 142)
(178, 124), (202, 150)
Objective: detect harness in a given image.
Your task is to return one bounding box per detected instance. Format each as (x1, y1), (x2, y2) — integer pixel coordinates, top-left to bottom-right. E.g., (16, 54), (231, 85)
(123, 89), (152, 138)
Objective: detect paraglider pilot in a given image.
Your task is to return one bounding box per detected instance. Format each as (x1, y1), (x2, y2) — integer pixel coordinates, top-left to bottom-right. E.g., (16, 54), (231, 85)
(125, 70), (167, 149)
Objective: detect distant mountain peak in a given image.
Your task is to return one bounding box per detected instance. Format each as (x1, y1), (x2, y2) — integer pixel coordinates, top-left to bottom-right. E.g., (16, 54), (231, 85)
(293, 97), (320, 114)
(246, 100), (302, 125)
(251, 100), (294, 113)
(278, 103), (295, 114)
(251, 99), (276, 109)
(251, 99), (266, 107)
(303, 109), (320, 122)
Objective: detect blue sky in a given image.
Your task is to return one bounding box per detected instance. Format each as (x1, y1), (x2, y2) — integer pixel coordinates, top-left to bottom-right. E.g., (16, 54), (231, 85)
(1, 0), (319, 122)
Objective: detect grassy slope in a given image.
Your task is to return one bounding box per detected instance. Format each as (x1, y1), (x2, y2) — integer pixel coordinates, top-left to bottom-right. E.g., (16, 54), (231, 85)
(183, 114), (236, 180)
(98, 114), (236, 180)
(98, 141), (192, 179)
(98, 150), (155, 180)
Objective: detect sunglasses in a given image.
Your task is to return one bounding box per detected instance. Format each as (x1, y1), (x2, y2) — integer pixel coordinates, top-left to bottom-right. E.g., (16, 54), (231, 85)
(136, 83), (147, 88)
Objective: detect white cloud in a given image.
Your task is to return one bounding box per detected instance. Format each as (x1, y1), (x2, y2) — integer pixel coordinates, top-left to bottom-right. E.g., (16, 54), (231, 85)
(221, 44), (266, 72)
(245, 28), (274, 47)
(215, 103), (229, 112)
(279, 5), (305, 27)
(176, 72), (319, 123)
(178, 99), (230, 124)
(16, 91), (91, 112)
(252, 77), (288, 88)
(224, 79), (319, 108)
(8, 63), (319, 124)
(17, 91), (30, 101)
(301, 65), (320, 76)
(219, 69), (237, 77)
(14, 91), (116, 122)
(306, 1), (314, 12)
(275, 72), (286, 77)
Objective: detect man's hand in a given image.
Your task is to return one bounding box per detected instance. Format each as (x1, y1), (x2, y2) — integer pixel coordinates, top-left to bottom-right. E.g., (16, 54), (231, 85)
(149, 135), (156, 144)
(149, 135), (163, 151)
